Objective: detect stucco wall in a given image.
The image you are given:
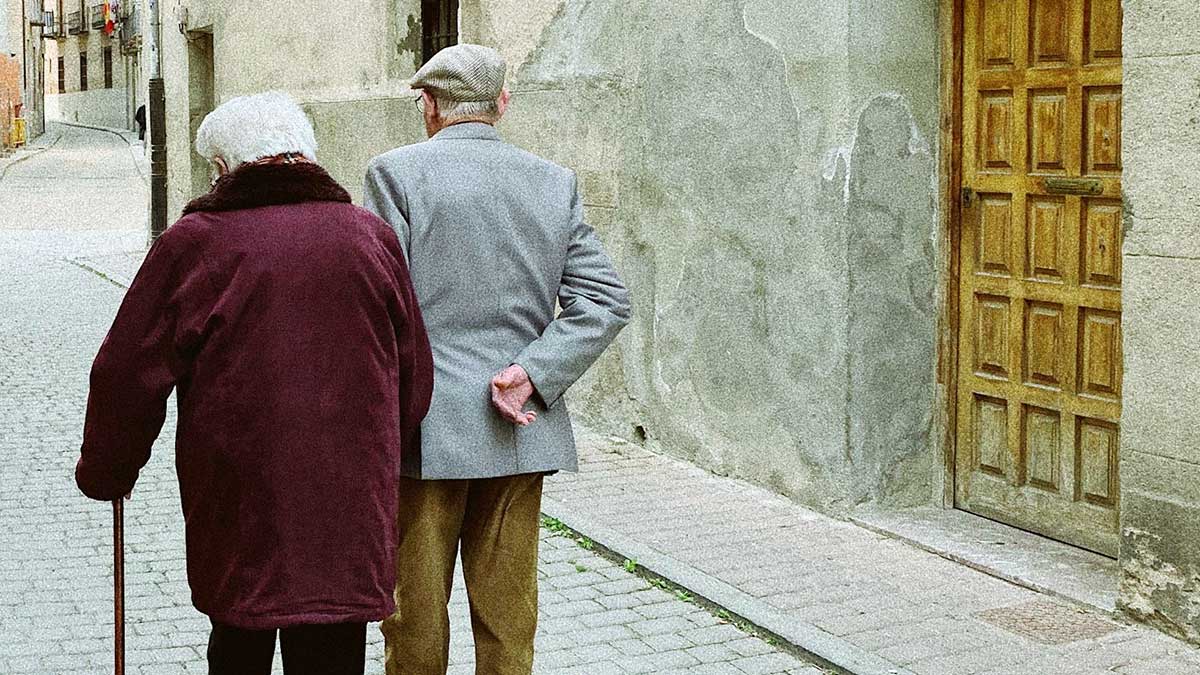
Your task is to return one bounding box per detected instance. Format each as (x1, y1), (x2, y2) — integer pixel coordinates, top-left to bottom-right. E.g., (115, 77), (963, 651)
(1118, 0), (1200, 644)
(46, 87), (126, 128)
(470, 0), (941, 509)
(158, 0), (426, 219)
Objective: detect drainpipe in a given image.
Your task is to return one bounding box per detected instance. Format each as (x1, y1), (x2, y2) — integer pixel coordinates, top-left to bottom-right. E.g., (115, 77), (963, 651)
(21, 0), (27, 102)
(148, 0), (167, 239)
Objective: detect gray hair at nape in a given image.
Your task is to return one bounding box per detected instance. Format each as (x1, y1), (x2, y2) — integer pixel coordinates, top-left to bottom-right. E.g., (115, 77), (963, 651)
(435, 97), (500, 124)
(194, 91), (318, 169)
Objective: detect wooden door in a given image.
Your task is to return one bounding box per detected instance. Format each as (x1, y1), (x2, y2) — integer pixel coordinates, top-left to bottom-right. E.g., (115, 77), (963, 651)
(955, 0), (1123, 556)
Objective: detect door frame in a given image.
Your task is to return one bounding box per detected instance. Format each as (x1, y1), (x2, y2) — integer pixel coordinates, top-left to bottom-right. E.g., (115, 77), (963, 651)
(937, 0), (965, 508)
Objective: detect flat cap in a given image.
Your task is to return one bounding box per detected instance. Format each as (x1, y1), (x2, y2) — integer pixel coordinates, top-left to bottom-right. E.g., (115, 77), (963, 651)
(410, 44), (507, 103)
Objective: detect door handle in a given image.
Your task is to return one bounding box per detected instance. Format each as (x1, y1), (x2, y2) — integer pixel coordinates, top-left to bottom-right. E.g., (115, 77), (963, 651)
(961, 186), (976, 208)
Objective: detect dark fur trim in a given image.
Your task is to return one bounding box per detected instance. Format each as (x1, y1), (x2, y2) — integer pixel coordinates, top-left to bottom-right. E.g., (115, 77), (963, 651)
(183, 162), (352, 215)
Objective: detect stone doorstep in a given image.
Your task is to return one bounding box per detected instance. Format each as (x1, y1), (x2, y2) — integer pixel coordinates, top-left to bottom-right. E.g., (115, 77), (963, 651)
(540, 494), (916, 675)
(848, 506), (1120, 614)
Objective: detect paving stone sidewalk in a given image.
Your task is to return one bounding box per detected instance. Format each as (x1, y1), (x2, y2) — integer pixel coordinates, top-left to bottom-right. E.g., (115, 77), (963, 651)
(0, 124), (823, 674)
(543, 433), (1200, 675)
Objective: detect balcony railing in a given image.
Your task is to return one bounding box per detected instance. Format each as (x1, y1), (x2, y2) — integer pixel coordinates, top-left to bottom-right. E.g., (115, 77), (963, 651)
(91, 4), (106, 30)
(119, 3), (140, 49)
(39, 12), (64, 39)
(67, 10), (84, 35)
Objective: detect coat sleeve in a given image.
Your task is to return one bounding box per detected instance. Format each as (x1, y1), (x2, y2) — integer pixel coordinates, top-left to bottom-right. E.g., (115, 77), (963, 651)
(363, 160), (413, 262)
(76, 232), (212, 501)
(386, 235), (434, 446)
(513, 174), (632, 408)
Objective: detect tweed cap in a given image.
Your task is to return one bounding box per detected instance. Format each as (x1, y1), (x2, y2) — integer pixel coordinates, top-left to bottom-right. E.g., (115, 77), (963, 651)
(410, 44), (507, 102)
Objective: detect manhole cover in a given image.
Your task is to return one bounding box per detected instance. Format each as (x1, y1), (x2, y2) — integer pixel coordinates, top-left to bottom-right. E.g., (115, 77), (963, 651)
(975, 600), (1120, 645)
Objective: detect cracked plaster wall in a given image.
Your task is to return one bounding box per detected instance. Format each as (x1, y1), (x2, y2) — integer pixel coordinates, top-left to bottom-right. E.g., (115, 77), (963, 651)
(480, 0), (941, 510)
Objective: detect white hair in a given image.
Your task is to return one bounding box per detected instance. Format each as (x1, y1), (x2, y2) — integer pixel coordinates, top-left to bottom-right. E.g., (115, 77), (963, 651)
(194, 91), (318, 169)
(435, 97), (500, 124)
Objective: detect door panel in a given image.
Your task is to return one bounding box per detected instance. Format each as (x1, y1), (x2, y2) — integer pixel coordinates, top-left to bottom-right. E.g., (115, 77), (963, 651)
(956, 0), (1122, 556)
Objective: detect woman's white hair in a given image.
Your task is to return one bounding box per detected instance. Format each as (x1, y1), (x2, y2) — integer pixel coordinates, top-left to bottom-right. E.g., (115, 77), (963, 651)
(194, 91), (318, 170)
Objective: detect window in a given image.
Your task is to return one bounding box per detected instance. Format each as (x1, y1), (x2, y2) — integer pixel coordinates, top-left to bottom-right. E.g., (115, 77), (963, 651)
(80, 53), (88, 92)
(57, 57), (65, 94)
(103, 47), (113, 89)
(421, 0), (459, 64)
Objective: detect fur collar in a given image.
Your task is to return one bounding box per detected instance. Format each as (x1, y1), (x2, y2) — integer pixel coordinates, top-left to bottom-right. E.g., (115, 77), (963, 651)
(183, 162), (352, 215)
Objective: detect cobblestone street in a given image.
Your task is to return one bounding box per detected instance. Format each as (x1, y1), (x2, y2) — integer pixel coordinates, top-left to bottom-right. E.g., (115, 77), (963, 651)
(0, 125), (823, 674)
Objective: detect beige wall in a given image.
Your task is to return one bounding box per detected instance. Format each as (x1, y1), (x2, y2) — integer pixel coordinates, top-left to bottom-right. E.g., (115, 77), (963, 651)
(1118, 0), (1200, 645)
(46, 85), (123, 126)
(157, 0), (427, 220)
(467, 0), (942, 510)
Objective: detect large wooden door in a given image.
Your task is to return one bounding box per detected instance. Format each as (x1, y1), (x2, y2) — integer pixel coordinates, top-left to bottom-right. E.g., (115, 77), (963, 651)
(955, 0), (1123, 556)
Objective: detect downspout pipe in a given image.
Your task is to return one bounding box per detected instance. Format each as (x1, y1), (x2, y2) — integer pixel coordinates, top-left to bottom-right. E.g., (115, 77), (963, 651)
(148, 0), (167, 239)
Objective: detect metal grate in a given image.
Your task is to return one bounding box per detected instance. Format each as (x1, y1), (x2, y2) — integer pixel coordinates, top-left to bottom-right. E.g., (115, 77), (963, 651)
(975, 600), (1121, 645)
(421, 0), (459, 64)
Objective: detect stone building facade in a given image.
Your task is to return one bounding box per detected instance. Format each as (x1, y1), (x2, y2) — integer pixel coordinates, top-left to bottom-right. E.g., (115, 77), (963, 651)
(1, 0), (49, 147)
(152, 0), (1200, 643)
(44, 0), (139, 129)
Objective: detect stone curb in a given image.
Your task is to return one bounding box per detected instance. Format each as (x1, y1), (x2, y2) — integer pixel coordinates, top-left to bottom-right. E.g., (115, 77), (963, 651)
(541, 494), (917, 675)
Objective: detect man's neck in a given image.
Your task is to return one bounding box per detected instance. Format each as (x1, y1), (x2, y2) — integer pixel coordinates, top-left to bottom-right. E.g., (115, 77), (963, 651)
(446, 118), (495, 129)
(429, 118), (496, 137)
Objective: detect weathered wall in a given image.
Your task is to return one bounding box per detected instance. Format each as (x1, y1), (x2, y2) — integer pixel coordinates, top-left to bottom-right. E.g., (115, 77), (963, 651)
(158, 0), (426, 219)
(1118, 0), (1200, 644)
(46, 87), (125, 127)
(470, 0), (941, 509)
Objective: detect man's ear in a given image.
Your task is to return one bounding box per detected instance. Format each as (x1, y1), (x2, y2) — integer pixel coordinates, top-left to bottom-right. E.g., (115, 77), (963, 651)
(214, 156), (230, 176)
(423, 90), (438, 119)
(496, 88), (511, 118)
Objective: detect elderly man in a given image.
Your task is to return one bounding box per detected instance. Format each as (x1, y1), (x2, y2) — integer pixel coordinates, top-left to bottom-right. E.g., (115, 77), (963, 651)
(364, 44), (631, 674)
(76, 92), (434, 675)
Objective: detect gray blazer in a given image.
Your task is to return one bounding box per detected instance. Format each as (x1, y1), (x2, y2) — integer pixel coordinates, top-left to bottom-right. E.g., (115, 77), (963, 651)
(363, 123), (631, 480)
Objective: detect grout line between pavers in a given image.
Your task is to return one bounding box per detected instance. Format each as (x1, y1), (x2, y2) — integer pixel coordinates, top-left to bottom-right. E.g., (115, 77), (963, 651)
(66, 257), (134, 289)
(541, 493), (917, 675)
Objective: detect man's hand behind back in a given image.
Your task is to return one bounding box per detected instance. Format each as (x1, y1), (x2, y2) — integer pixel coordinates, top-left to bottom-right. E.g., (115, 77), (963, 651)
(490, 365), (537, 427)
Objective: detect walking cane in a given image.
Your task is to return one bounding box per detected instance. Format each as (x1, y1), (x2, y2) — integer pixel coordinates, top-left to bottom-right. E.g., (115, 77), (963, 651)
(113, 498), (125, 675)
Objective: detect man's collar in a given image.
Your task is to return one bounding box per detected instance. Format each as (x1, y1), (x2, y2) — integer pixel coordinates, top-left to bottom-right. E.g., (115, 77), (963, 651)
(430, 122), (503, 143)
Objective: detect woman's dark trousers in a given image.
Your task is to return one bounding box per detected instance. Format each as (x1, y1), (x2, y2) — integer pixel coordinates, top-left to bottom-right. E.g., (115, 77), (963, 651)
(207, 621), (367, 675)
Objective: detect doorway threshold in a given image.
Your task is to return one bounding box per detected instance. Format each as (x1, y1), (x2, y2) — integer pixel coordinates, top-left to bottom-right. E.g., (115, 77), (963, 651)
(849, 506), (1119, 613)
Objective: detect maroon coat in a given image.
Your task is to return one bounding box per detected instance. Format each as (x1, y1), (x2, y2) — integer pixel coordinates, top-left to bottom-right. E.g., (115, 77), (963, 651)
(76, 162), (433, 629)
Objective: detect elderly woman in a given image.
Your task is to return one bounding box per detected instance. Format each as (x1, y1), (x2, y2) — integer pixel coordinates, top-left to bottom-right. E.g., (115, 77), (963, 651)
(75, 92), (433, 675)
